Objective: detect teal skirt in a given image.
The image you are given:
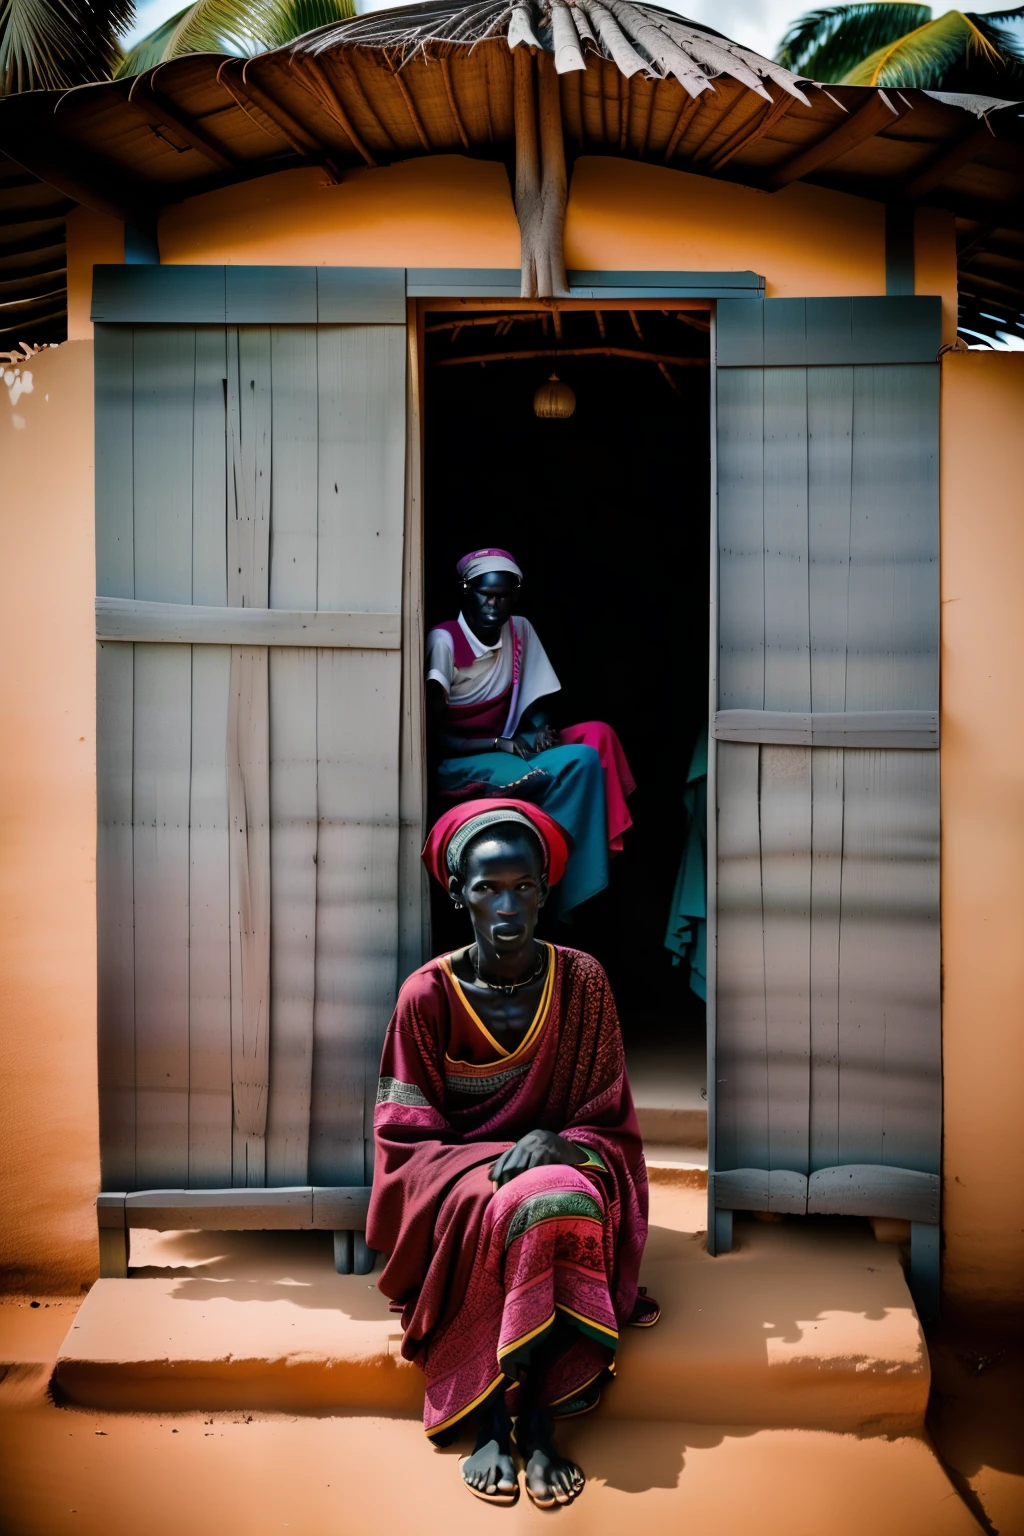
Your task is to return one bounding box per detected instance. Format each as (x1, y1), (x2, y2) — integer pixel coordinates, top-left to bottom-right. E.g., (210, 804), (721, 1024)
(436, 743), (608, 918)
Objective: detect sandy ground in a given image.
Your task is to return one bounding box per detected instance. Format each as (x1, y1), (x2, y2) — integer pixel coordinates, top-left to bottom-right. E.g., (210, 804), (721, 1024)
(1, 1289), (1021, 1536)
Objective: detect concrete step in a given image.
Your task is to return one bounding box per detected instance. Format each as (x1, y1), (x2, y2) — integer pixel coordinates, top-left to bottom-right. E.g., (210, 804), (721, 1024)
(637, 1104), (708, 1145)
(54, 1187), (929, 1434)
(628, 1035), (707, 1149)
(644, 1142), (708, 1188)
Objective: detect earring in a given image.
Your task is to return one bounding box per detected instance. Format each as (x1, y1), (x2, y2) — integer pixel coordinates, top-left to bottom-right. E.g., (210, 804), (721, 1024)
(454, 900), (464, 910)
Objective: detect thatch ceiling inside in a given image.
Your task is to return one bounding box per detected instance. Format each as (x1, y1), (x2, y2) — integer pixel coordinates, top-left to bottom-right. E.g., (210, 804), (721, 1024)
(0, 0), (1022, 342)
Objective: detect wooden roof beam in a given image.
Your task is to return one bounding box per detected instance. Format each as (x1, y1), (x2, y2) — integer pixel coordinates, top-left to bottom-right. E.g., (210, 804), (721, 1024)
(432, 345), (707, 365)
(707, 88), (796, 173)
(763, 89), (905, 191)
(220, 59), (342, 181)
(128, 73), (239, 172)
(958, 269), (1024, 308)
(0, 228), (67, 261)
(897, 119), (994, 202)
(0, 134), (152, 228)
(295, 57), (377, 168)
(439, 54), (470, 149)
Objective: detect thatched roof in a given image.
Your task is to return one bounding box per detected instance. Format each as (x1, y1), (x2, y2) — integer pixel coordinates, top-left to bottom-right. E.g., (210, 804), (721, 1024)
(1, 0), (1022, 338)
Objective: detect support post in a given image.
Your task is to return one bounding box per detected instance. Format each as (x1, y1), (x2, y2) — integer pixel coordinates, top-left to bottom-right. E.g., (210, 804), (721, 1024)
(97, 1194), (129, 1278)
(909, 1221), (940, 1324)
(710, 1208), (733, 1256)
(513, 48), (569, 299)
(885, 204), (915, 296)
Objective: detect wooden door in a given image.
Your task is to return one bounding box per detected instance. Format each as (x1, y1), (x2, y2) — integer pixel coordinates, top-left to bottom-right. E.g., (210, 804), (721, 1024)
(95, 304), (409, 1203)
(710, 297), (942, 1307)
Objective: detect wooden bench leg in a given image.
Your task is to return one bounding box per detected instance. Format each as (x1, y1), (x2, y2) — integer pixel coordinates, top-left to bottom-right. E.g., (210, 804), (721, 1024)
(353, 1232), (375, 1275)
(910, 1221), (941, 1324)
(713, 1209), (734, 1255)
(334, 1230), (354, 1274)
(97, 1194), (128, 1278)
(98, 1225), (129, 1279)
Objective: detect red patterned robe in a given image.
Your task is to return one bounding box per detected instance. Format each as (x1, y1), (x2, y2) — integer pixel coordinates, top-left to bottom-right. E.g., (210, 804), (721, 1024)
(366, 944), (649, 1438)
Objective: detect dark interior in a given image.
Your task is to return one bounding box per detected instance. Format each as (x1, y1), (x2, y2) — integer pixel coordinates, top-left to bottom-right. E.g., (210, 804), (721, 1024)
(424, 305), (710, 1049)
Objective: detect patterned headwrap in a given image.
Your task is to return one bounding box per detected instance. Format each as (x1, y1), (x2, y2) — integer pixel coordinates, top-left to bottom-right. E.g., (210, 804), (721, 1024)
(421, 798), (571, 887)
(456, 548), (523, 586)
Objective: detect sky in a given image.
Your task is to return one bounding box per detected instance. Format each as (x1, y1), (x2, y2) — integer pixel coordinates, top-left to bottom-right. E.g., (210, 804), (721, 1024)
(122, 0), (803, 66)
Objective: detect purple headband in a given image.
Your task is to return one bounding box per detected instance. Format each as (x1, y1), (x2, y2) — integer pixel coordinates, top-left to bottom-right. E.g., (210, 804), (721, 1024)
(456, 548), (523, 584)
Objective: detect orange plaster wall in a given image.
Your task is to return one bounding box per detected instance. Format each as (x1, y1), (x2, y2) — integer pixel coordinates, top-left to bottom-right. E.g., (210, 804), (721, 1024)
(564, 156), (886, 297)
(158, 157), (521, 267)
(66, 206), (124, 342)
(0, 342), (100, 1293)
(915, 206), (958, 347)
(940, 350), (1024, 1321)
(154, 152), (956, 320)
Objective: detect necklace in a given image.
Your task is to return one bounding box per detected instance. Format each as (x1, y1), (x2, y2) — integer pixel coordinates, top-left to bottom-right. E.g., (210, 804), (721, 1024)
(470, 945), (545, 996)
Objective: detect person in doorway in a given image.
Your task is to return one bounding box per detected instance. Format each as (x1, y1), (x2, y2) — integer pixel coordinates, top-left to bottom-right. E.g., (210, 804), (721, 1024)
(425, 548), (636, 918)
(366, 799), (658, 1508)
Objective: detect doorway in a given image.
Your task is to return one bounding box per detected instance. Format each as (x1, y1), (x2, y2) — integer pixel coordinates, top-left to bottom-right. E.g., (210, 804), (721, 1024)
(422, 300), (711, 1087)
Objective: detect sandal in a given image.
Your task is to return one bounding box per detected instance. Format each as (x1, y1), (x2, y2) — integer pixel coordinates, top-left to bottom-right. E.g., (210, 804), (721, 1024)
(628, 1286), (661, 1327)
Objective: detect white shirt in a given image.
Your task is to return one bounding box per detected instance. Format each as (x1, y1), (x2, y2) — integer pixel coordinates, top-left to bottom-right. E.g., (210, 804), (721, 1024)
(425, 612), (561, 735)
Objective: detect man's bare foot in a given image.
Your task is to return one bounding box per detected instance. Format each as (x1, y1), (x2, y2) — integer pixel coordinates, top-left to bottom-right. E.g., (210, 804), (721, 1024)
(460, 1395), (518, 1504)
(516, 1408), (585, 1507)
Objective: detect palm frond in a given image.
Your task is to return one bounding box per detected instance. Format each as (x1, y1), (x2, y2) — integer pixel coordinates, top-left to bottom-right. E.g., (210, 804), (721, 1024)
(1, 0), (133, 91)
(776, 1), (930, 78)
(970, 5), (1024, 66)
(842, 7), (1017, 85)
(115, 0), (353, 75)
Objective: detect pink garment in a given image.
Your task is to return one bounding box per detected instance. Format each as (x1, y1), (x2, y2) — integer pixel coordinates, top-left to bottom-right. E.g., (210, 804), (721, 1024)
(558, 721), (637, 852)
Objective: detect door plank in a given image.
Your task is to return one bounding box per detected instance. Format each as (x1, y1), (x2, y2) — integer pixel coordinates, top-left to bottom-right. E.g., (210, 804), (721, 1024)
(226, 328), (272, 1187)
(131, 327), (195, 1189)
(188, 645), (233, 1186)
(311, 649), (402, 1185)
(759, 744), (812, 1176)
(847, 365), (939, 713)
(133, 645), (192, 1187)
(716, 367), (764, 710)
(310, 325), (405, 1185)
(806, 364), (853, 1171)
(132, 328), (196, 604)
(398, 307), (429, 988)
(95, 325), (137, 1189)
(760, 367), (811, 1176)
(94, 325), (135, 600)
(714, 742), (768, 1172)
(187, 328), (232, 1186)
(762, 367), (810, 712)
(808, 366), (853, 715)
(839, 749), (941, 1173)
(96, 642), (136, 1189)
(266, 326), (319, 1186)
(809, 746), (843, 1171)
(315, 325), (406, 615)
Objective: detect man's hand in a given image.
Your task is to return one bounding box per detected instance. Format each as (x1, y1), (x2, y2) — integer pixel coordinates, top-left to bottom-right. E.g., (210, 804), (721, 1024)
(523, 723), (558, 754)
(491, 1130), (581, 1188)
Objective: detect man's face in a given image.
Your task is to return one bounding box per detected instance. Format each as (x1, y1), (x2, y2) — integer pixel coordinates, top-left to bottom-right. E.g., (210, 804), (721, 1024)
(462, 570), (519, 640)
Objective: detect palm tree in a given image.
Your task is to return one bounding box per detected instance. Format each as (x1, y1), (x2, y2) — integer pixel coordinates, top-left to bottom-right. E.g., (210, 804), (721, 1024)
(117, 0), (354, 76)
(0, 0), (134, 91)
(777, 1), (1024, 92)
(0, 0), (354, 93)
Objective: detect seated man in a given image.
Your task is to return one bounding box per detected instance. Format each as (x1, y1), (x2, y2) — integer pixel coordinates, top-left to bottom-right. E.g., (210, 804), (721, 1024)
(367, 799), (657, 1508)
(425, 547), (636, 918)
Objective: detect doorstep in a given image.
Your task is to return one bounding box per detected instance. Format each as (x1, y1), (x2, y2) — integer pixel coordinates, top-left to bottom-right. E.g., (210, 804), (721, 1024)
(54, 1186), (928, 1434)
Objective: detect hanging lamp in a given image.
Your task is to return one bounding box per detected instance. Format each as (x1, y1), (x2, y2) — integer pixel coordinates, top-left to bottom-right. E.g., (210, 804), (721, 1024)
(533, 373), (576, 419)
